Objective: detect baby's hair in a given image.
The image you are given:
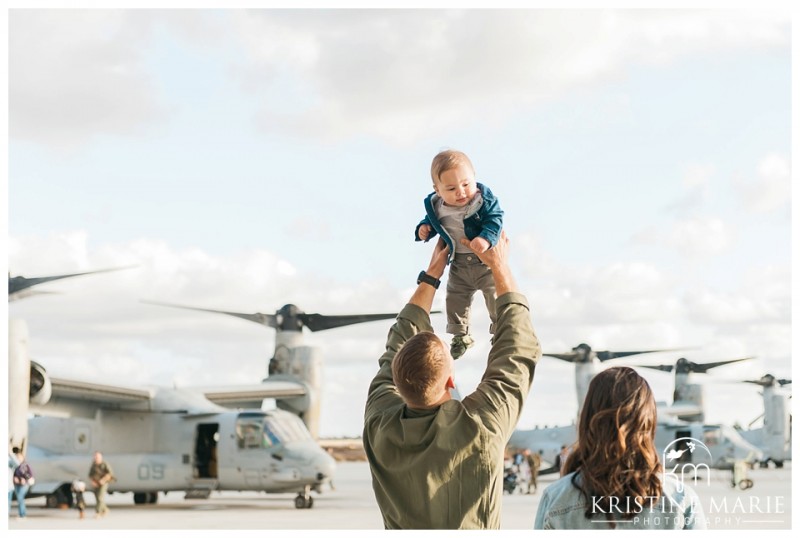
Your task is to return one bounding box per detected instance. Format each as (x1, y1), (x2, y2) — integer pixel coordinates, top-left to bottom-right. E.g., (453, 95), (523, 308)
(431, 149), (474, 183)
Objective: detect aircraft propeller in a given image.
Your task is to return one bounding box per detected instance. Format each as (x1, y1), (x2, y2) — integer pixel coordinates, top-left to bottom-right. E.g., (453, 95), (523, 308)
(543, 343), (688, 363)
(141, 300), (400, 332)
(741, 374), (792, 387)
(632, 356), (755, 374)
(9, 266), (136, 301)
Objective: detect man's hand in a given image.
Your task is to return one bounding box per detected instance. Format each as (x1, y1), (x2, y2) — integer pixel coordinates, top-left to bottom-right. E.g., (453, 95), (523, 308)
(460, 231), (508, 270)
(418, 224), (432, 241)
(460, 230), (517, 295)
(426, 237), (449, 280)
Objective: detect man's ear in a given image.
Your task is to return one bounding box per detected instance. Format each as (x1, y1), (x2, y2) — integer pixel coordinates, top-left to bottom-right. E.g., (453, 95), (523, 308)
(445, 376), (455, 390)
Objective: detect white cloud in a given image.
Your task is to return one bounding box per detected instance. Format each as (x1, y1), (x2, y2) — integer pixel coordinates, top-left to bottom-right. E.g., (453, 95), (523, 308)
(10, 10), (789, 148)
(735, 153), (791, 214)
(682, 164), (715, 190)
(634, 216), (733, 258)
(228, 10), (788, 144)
(684, 287), (788, 325)
(8, 10), (170, 149)
(663, 163), (714, 215)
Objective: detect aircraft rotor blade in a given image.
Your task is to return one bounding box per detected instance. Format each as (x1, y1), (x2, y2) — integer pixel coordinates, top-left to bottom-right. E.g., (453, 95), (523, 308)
(9, 266), (136, 298)
(595, 348), (692, 362)
(741, 376), (792, 388)
(141, 300), (278, 328)
(299, 312), (398, 332)
(688, 356), (755, 374)
(742, 379), (770, 387)
(632, 363), (675, 373)
(542, 352), (580, 363)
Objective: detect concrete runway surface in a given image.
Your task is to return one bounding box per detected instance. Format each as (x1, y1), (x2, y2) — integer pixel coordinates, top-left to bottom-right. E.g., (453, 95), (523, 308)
(7, 461), (791, 531)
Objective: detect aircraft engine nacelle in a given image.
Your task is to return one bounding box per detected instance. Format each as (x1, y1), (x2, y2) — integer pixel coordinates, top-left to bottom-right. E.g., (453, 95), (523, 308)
(274, 345), (322, 438)
(674, 383), (704, 422)
(29, 361), (53, 406)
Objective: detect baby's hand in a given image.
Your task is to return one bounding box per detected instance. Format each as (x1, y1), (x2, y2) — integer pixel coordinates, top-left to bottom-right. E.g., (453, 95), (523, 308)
(418, 224), (432, 241)
(470, 236), (490, 253)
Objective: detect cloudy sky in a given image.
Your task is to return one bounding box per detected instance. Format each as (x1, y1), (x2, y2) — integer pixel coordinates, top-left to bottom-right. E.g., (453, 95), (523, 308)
(6, 7), (791, 437)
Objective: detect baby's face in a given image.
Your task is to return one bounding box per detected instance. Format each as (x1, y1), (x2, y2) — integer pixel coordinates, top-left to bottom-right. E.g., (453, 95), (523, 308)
(434, 164), (477, 207)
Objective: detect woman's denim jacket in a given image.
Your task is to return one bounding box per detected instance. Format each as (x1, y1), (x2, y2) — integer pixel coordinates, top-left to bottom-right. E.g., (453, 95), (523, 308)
(534, 471), (707, 530)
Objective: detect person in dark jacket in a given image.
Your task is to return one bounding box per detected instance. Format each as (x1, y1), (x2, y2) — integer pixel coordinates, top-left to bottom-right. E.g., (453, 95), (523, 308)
(11, 449), (34, 519)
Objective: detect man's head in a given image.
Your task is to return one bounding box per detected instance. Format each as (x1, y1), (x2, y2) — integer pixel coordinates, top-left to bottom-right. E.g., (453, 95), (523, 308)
(93, 451), (103, 463)
(431, 149), (478, 207)
(392, 332), (455, 408)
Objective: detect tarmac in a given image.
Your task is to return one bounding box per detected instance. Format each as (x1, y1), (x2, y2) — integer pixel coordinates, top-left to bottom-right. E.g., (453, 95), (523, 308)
(7, 461), (792, 531)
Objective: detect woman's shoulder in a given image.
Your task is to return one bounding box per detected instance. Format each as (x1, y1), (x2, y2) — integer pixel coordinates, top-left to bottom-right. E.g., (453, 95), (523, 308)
(541, 471), (581, 498)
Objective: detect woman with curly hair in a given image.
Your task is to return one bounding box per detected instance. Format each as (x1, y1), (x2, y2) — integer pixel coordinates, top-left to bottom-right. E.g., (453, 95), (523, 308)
(534, 367), (706, 529)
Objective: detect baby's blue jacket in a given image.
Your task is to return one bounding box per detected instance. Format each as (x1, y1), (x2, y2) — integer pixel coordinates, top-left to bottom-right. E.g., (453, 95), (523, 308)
(415, 182), (504, 265)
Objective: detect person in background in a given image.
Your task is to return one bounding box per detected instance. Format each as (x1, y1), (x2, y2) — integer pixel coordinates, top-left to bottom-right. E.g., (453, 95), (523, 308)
(11, 449), (34, 519)
(71, 479), (87, 519)
(524, 448), (542, 493)
(8, 447), (20, 514)
(554, 445), (569, 475)
(88, 451), (114, 518)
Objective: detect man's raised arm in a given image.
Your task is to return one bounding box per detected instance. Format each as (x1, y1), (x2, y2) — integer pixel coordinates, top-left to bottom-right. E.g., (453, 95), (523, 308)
(460, 231), (541, 438)
(364, 239), (450, 417)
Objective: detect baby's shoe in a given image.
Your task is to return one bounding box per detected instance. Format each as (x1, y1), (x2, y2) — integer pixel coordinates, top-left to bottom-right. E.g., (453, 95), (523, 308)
(450, 335), (475, 359)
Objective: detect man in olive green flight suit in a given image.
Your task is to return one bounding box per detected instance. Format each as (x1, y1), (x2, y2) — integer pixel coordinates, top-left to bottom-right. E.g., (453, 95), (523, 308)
(363, 232), (541, 529)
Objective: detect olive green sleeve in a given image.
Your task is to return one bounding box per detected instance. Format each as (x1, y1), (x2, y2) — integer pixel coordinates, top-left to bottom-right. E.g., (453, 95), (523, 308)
(463, 292), (541, 438)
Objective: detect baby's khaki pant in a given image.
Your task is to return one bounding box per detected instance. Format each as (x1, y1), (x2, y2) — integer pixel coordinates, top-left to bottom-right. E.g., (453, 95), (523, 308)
(446, 253), (497, 336)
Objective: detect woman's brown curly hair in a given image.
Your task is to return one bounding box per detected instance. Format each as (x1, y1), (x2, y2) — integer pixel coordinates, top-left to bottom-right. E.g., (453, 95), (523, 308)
(563, 366), (662, 527)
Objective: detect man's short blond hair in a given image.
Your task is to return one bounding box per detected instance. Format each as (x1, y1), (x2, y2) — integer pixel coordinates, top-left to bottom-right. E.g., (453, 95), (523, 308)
(431, 149), (475, 183)
(392, 332), (448, 408)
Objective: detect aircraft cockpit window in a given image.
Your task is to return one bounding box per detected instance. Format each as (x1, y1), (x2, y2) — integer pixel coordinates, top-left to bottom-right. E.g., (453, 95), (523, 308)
(236, 418), (265, 450)
(265, 415), (313, 443)
(262, 423), (281, 447)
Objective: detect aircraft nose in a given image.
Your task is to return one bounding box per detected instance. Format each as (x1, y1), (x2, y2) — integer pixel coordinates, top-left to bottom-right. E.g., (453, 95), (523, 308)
(317, 452), (336, 480)
(315, 450), (337, 481)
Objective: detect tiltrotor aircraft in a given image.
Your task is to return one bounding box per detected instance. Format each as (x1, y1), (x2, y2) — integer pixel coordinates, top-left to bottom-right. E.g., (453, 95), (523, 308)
(509, 345), (764, 471)
(9, 272), (396, 509)
(735, 374), (792, 468)
(141, 299), (400, 438)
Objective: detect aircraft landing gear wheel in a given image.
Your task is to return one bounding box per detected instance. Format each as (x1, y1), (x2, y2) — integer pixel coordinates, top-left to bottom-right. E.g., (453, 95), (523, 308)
(294, 494), (312, 509)
(738, 479), (754, 490)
